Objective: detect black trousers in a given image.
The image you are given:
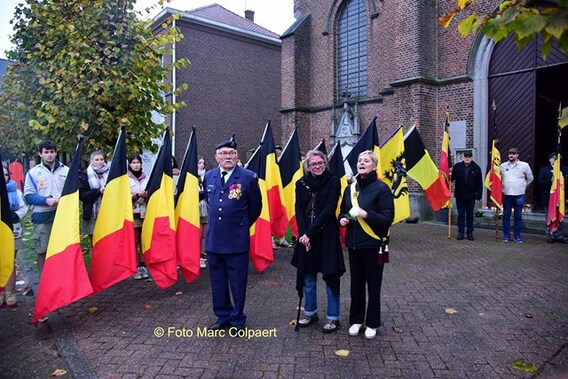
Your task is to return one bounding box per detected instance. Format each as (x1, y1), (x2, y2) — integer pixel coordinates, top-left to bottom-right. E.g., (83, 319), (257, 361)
(348, 248), (385, 328)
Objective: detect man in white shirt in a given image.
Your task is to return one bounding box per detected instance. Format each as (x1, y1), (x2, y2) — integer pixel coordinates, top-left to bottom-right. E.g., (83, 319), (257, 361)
(500, 147), (534, 243)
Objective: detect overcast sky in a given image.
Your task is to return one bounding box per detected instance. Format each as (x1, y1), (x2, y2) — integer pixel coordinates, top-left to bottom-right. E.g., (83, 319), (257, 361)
(0, 0), (295, 60)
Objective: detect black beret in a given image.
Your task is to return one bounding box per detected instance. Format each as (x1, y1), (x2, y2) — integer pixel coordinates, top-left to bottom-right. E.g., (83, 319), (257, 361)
(215, 139), (237, 150)
(463, 150), (473, 157)
(548, 152), (557, 160)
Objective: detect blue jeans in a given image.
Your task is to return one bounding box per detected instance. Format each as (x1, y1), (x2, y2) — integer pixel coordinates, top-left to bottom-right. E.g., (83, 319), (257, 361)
(502, 194), (525, 239)
(456, 198), (475, 235)
(303, 273), (340, 320)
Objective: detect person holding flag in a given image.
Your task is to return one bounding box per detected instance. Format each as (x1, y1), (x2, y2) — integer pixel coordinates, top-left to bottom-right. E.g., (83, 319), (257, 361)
(127, 153), (149, 279)
(451, 150), (483, 241)
(1, 166), (27, 307)
(339, 150), (394, 340)
(204, 137), (262, 331)
(539, 152), (567, 243)
(24, 140), (69, 275)
(292, 150), (345, 333)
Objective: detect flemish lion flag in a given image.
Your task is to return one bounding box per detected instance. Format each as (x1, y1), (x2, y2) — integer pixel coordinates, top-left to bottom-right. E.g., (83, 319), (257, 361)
(246, 145), (274, 272)
(278, 128), (302, 237)
(546, 152), (565, 234)
(33, 143), (93, 324)
(484, 139), (503, 210)
(0, 154), (15, 290)
(175, 127), (201, 283)
(346, 115), (382, 179)
(90, 127), (137, 293)
(142, 129), (177, 289)
(403, 126), (451, 211)
(380, 126), (410, 223)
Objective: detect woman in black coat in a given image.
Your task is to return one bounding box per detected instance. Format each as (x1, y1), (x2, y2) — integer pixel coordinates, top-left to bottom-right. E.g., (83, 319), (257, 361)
(291, 150), (345, 333)
(339, 150), (394, 339)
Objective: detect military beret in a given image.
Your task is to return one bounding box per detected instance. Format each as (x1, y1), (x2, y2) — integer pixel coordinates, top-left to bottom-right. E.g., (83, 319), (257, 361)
(215, 139), (237, 150)
(548, 152), (557, 159)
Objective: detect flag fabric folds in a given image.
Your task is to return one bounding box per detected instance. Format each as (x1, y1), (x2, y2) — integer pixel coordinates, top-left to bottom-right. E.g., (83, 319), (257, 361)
(484, 139), (503, 210)
(260, 121), (288, 239)
(142, 129), (178, 290)
(33, 143), (93, 324)
(403, 126), (451, 211)
(247, 144), (275, 272)
(90, 127), (137, 293)
(380, 127), (410, 223)
(0, 155), (15, 290)
(439, 127), (451, 184)
(547, 152), (565, 234)
(175, 128), (201, 283)
(328, 141), (347, 216)
(278, 128), (303, 237)
(314, 139), (327, 155)
(346, 115), (382, 179)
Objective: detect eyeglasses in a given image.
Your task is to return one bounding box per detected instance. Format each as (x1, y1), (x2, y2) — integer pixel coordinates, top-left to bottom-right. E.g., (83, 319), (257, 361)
(308, 161), (325, 168)
(217, 151), (237, 157)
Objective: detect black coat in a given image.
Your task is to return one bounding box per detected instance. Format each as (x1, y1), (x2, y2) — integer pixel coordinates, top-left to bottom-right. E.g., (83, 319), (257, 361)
(291, 171), (345, 278)
(78, 170), (103, 221)
(451, 161), (483, 200)
(340, 173), (394, 250)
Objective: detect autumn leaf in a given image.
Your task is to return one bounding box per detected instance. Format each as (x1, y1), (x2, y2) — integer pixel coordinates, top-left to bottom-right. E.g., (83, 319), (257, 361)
(512, 359), (538, 373)
(393, 326), (404, 334)
(523, 312), (534, 319)
(50, 369), (68, 377)
(175, 291), (183, 296)
(335, 349), (350, 357)
(144, 304), (152, 310)
(444, 307), (459, 314)
(88, 307), (99, 314)
(289, 319), (297, 326)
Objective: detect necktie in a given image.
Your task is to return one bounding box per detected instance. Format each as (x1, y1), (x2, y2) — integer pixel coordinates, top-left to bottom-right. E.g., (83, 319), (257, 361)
(221, 171), (227, 186)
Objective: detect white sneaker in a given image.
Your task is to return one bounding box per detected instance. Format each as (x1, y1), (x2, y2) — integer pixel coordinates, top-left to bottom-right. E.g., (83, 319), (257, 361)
(364, 327), (377, 339)
(349, 323), (363, 336)
(200, 258), (207, 269)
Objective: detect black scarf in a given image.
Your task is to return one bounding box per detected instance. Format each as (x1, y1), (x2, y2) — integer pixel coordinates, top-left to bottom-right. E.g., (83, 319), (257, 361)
(302, 169), (332, 192)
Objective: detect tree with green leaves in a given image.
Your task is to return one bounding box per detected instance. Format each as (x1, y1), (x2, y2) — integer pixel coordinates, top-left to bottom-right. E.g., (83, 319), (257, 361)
(440, 0), (568, 127)
(0, 0), (189, 158)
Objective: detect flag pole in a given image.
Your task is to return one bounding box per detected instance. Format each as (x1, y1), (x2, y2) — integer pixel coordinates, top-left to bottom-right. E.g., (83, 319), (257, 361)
(445, 107), (452, 239)
(492, 100), (499, 241)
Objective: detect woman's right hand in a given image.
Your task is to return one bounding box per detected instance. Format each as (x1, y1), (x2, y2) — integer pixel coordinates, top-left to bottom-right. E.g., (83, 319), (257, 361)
(339, 217), (349, 227)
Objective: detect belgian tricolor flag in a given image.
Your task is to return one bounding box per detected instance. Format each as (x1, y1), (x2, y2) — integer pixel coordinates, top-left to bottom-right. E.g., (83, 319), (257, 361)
(346, 115), (382, 179)
(0, 154), (15, 291)
(174, 127), (201, 283)
(247, 145), (275, 272)
(403, 126), (451, 211)
(142, 129), (177, 289)
(260, 121), (288, 238)
(33, 143), (93, 324)
(90, 127), (137, 293)
(314, 139), (327, 155)
(278, 128), (302, 237)
(439, 112), (451, 184)
(547, 151), (565, 235)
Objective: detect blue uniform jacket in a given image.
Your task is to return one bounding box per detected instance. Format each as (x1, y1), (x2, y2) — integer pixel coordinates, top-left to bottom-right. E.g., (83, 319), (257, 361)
(204, 166), (262, 253)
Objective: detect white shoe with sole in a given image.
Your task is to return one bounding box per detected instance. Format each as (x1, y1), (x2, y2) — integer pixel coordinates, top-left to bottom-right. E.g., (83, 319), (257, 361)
(364, 327), (377, 339)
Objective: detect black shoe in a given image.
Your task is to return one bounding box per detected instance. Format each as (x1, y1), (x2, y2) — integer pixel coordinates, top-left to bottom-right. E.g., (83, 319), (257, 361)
(208, 320), (230, 330)
(457, 234), (464, 240)
(298, 313), (319, 327)
(467, 234), (474, 241)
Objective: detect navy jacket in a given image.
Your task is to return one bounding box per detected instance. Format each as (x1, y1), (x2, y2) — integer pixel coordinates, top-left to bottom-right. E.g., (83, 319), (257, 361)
(204, 166), (262, 254)
(451, 161), (483, 200)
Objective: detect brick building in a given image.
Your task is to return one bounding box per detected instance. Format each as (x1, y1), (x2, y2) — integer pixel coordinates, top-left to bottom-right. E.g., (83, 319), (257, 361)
(151, 4), (282, 164)
(281, 0), (568, 216)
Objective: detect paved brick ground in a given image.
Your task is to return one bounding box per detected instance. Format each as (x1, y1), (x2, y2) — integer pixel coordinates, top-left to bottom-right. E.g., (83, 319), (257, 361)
(1, 222), (567, 378)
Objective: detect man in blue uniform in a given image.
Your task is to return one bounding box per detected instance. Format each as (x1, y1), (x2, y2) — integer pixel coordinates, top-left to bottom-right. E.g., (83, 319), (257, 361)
(204, 138), (262, 330)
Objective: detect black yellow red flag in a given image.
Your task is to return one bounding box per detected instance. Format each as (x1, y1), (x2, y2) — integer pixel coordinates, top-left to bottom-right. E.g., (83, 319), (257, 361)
(278, 128), (302, 237)
(90, 127), (137, 293)
(403, 126), (451, 211)
(142, 129), (177, 289)
(345, 115), (382, 179)
(175, 128), (201, 283)
(0, 154), (15, 291)
(33, 143), (93, 324)
(247, 144), (274, 272)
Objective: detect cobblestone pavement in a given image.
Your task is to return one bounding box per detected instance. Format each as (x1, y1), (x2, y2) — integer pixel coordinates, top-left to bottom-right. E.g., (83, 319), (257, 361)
(1, 222), (567, 378)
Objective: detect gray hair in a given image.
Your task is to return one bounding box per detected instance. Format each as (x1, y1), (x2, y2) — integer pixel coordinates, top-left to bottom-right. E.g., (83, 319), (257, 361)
(303, 149), (329, 172)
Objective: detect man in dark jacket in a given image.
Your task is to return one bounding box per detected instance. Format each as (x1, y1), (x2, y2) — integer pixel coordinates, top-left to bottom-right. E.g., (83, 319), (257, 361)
(451, 150), (483, 240)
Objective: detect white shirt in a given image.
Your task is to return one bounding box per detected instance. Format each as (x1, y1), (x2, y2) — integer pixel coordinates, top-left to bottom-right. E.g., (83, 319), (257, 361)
(500, 160), (533, 196)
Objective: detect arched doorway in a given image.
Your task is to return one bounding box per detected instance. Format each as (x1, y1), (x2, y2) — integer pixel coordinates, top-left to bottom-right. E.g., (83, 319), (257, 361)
(482, 35), (568, 210)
